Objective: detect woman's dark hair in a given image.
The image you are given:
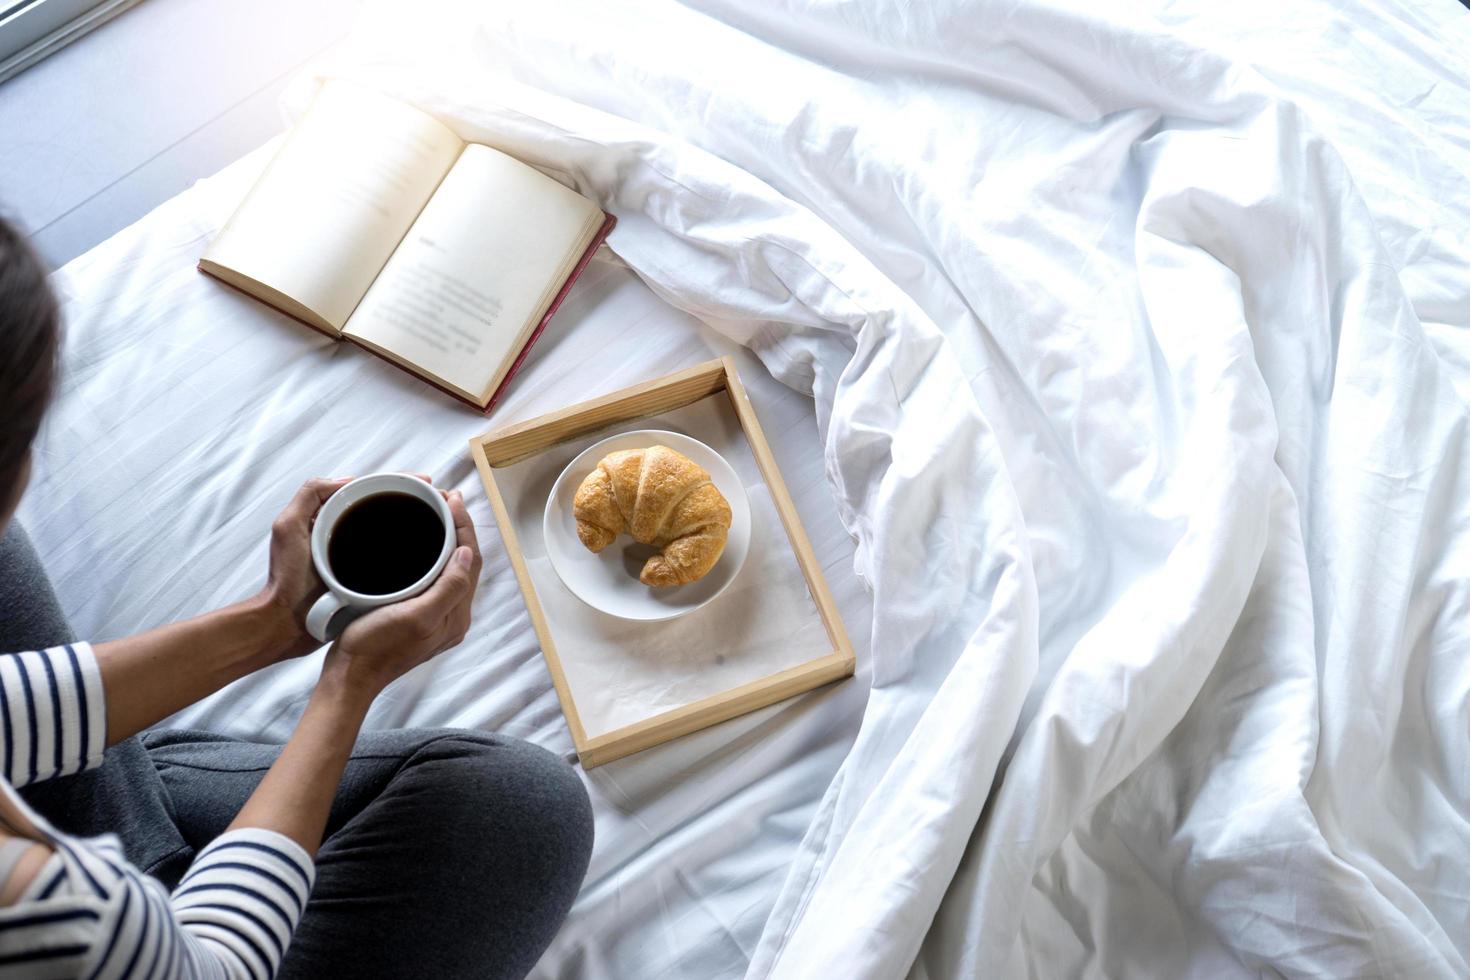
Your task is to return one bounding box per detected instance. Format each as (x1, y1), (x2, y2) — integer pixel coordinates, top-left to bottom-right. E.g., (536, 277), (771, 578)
(0, 217), (59, 501)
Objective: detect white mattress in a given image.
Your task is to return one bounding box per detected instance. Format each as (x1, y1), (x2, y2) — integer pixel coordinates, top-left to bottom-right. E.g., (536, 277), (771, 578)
(26, 0), (1470, 976)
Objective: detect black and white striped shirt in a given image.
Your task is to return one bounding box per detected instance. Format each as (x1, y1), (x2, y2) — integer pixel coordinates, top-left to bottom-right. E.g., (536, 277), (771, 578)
(0, 644), (315, 979)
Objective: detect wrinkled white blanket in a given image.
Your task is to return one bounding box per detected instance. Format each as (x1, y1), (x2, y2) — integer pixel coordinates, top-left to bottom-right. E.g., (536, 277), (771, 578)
(30, 0), (1470, 976)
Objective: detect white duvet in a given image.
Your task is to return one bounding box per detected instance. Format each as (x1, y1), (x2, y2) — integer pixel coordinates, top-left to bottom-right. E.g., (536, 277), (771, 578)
(26, 0), (1470, 976)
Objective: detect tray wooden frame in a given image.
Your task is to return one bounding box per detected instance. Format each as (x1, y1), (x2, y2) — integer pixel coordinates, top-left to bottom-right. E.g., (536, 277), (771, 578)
(469, 357), (855, 767)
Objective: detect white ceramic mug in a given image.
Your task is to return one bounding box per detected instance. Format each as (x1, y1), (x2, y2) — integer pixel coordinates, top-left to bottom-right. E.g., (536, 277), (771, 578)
(305, 473), (456, 642)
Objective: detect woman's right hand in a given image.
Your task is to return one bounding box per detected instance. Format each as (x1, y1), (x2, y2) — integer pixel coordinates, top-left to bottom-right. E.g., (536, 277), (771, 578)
(230, 492), (480, 857)
(319, 490), (483, 702)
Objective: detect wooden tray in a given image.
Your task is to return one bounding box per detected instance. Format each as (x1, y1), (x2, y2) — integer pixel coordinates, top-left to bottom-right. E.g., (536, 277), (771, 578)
(469, 357), (854, 767)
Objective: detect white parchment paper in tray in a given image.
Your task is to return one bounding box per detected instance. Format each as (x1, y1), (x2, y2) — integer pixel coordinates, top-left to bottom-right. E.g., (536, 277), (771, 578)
(493, 393), (833, 740)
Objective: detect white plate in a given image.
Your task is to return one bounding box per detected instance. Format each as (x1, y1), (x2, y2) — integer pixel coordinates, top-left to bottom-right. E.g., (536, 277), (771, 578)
(543, 429), (752, 622)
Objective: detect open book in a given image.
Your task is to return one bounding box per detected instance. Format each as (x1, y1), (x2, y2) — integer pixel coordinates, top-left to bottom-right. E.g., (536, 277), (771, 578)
(199, 80), (615, 411)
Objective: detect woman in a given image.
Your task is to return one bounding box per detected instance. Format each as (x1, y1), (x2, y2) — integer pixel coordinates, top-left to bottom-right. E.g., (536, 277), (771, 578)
(0, 216), (593, 978)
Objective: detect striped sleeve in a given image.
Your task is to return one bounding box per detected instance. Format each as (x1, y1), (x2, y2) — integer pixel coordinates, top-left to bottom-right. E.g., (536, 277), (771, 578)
(170, 829), (316, 980)
(0, 846), (101, 979)
(0, 644), (107, 787)
(15, 828), (317, 980)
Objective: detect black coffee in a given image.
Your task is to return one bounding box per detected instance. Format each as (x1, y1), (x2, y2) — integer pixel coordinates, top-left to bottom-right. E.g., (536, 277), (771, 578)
(328, 492), (444, 595)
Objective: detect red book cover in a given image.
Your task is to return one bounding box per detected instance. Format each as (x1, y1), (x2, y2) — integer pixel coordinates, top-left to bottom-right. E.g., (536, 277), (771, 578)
(483, 211), (616, 414)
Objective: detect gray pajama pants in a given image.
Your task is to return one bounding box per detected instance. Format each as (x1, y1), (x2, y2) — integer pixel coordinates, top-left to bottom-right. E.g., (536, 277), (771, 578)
(0, 522), (593, 979)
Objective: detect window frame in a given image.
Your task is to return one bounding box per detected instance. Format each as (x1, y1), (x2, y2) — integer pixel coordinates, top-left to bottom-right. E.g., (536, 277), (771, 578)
(0, 0), (143, 85)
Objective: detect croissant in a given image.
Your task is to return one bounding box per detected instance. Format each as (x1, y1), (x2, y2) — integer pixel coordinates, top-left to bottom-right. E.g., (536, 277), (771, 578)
(573, 445), (733, 587)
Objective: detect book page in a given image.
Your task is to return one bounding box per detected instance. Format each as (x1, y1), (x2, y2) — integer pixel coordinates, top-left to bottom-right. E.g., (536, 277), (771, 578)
(200, 80), (463, 333)
(343, 143), (602, 401)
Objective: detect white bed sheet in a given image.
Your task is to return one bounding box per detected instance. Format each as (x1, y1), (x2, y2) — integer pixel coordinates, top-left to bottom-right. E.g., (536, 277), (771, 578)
(25, 0), (1470, 976)
(26, 144), (873, 978)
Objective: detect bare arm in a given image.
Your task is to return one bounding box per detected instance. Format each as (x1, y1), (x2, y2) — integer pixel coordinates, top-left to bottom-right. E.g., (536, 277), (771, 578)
(227, 491), (481, 854)
(221, 671), (374, 857)
(0, 833), (50, 904)
(93, 595), (307, 745)
(91, 478), (349, 745)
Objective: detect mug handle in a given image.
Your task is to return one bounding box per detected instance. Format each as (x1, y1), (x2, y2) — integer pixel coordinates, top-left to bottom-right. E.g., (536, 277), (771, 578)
(306, 592), (348, 643)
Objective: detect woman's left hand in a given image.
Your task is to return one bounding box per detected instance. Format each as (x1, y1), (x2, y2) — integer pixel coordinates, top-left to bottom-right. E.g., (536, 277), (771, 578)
(260, 476), (353, 659)
(94, 474), (356, 743)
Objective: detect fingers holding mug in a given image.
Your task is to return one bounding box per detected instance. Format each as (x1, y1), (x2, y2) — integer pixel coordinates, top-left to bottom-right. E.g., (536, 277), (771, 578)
(445, 491), (482, 582)
(395, 546), (474, 629)
(264, 476), (355, 657)
(275, 477), (353, 535)
(304, 472), (469, 644)
(396, 493), (480, 651)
